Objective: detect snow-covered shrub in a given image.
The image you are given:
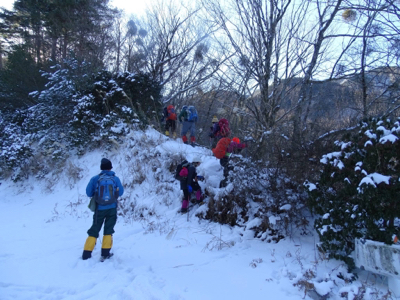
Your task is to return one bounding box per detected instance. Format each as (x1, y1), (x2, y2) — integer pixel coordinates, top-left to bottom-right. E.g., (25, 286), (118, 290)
(115, 131), (178, 223)
(115, 71), (163, 123)
(70, 71), (162, 152)
(0, 115), (32, 172)
(306, 117), (400, 268)
(0, 107), (55, 180)
(0, 59), (162, 180)
(200, 155), (308, 242)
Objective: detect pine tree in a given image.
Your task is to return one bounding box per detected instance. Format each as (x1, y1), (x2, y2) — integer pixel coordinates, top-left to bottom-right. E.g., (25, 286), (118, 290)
(306, 118), (400, 268)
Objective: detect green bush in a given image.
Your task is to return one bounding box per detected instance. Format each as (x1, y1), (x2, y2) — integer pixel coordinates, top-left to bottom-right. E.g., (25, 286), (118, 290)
(306, 117), (400, 268)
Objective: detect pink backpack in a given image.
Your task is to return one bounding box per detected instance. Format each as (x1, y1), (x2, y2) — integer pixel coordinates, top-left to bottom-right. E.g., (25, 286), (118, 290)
(179, 166), (188, 178)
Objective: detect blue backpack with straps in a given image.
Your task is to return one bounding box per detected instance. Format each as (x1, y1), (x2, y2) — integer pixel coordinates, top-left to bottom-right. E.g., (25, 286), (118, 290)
(94, 174), (119, 205)
(187, 106), (198, 122)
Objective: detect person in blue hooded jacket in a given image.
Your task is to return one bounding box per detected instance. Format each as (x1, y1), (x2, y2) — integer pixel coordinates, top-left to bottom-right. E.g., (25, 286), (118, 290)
(82, 158), (124, 260)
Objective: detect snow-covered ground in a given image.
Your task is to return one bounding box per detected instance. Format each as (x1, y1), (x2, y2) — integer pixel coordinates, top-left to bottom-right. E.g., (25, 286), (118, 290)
(0, 129), (394, 299)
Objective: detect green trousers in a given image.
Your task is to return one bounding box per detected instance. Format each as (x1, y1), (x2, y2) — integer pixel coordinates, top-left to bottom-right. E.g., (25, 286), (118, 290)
(87, 208), (117, 238)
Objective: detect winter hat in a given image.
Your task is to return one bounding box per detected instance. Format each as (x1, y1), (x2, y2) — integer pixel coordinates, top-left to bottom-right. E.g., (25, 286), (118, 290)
(192, 156), (202, 163)
(232, 137), (240, 144)
(212, 116), (218, 123)
(100, 158), (112, 170)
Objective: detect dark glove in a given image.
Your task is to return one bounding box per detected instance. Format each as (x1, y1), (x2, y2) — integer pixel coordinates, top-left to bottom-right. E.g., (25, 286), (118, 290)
(197, 176), (204, 181)
(188, 185), (193, 193)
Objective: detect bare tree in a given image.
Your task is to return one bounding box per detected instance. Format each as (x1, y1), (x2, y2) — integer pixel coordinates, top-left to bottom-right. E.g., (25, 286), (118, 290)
(337, 0), (400, 120)
(125, 0), (225, 105)
(109, 11), (127, 73)
(291, 0), (344, 146)
(203, 0), (349, 147)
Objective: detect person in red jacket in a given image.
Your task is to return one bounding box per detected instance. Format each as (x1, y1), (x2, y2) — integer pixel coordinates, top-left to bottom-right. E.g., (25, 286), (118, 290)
(212, 137), (246, 187)
(163, 105), (177, 138)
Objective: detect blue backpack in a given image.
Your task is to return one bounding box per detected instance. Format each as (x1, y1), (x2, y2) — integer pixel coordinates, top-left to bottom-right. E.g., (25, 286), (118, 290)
(187, 106), (198, 122)
(94, 174), (119, 205)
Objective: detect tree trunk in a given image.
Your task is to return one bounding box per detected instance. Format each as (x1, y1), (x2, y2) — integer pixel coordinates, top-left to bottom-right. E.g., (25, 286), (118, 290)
(0, 40), (3, 70)
(51, 36), (57, 62)
(63, 33), (68, 60)
(292, 0), (343, 147)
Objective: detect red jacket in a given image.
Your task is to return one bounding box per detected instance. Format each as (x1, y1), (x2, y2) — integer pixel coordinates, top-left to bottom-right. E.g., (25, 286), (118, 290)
(212, 138), (231, 159)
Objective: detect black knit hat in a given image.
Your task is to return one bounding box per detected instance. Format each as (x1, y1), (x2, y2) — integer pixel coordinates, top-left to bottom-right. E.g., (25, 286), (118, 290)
(100, 158), (112, 170)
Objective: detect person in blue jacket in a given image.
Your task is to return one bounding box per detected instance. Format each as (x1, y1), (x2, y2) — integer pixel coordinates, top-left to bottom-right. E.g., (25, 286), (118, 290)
(82, 158), (124, 260)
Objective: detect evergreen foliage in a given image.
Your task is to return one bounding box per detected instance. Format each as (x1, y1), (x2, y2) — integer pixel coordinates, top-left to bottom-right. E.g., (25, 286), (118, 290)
(0, 45), (47, 108)
(0, 57), (161, 181)
(70, 70), (162, 152)
(306, 118), (400, 268)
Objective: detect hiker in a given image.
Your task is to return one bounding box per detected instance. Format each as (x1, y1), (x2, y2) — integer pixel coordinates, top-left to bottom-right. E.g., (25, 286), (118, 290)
(178, 156), (204, 213)
(228, 137), (246, 155)
(208, 116), (219, 148)
(82, 158), (124, 260)
(212, 137), (246, 187)
(163, 104), (177, 138)
(215, 118), (230, 140)
(178, 105), (198, 146)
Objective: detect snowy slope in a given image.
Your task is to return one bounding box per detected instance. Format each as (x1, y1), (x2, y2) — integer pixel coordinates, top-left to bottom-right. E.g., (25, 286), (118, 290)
(0, 129), (392, 300)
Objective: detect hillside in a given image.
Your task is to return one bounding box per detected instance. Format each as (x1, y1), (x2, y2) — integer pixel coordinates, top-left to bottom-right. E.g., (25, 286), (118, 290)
(0, 128), (394, 300)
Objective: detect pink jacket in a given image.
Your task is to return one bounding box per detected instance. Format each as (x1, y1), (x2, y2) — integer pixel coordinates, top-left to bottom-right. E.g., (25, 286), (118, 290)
(227, 141), (246, 154)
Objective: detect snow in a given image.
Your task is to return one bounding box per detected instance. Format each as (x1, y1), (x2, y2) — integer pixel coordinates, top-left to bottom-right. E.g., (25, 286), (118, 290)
(320, 152), (344, 169)
(380, 133), (398, 144)
(364, 130), (377, 139)
(307, 182), (317, 191)
(110, 123), (125, 134)
(246, 217), (262, 228)
(364, 140), (373, 147)
(359, 176), (376, 188)
(319, 225), (331, 235)
(0, 128), (394, 300)
(314, 280), (334, 296)
(340, 142), (351, 150)
(268, 215), (281, 225)
(279, 204), (291, 211)
(376, 126), (391, 136)
(359, 172), (391, 190)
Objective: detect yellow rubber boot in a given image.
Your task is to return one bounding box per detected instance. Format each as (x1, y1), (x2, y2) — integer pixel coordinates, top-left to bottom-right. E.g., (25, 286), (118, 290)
(165, 131), (170, 136)
(82, 236), (96, 260)
(101, 235), (113, 258)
